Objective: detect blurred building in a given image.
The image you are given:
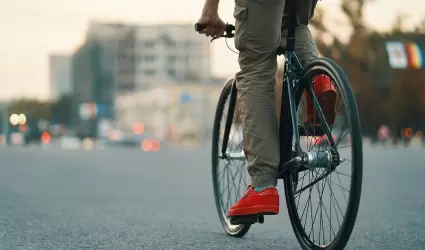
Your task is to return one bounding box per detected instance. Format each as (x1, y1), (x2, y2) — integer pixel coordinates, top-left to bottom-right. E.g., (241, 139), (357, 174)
(49, 54), (73, 101)
(71, 21), (213, 137)
(71, 40), (114, 137)
(115, 82), (225, 142)
(85, 21), (212, 90)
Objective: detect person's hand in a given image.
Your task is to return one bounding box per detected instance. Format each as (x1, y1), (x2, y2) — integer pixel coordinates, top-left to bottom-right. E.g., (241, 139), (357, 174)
(196, 3), (226, 38)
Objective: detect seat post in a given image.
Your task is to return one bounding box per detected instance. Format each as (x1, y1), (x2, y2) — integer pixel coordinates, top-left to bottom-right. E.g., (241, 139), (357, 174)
(286, 0), (298, 53)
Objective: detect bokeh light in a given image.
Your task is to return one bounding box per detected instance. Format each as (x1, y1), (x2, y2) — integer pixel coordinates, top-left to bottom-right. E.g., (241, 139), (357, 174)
(141, 139), (153, 152)
(132, 122), (144, 135)
(41, 132), (51, 144)
(18, 114), (26, 125)
(9, 114), (19, 125)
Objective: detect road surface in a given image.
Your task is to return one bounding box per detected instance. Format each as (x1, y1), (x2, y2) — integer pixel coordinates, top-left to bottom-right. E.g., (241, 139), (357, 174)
(0, 144), (424, 249)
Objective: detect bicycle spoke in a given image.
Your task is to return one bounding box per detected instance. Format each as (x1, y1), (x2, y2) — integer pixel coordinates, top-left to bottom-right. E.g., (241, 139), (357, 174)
(284, 61), (362, 249)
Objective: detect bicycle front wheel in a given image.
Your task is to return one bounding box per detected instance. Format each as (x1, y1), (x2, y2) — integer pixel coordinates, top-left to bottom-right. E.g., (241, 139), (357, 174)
(211, 78), (251, 237)
(284, 58), (363, 249)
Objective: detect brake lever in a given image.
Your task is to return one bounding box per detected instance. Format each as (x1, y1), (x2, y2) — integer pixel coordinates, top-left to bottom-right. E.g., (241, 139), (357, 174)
(210, 36), (219, 42)
(209, 25), (234, 42)
(210, 33), (226, 42)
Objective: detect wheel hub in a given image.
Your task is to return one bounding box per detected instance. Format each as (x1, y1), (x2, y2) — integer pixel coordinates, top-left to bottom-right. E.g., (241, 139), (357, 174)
(305, 150), (336, 170)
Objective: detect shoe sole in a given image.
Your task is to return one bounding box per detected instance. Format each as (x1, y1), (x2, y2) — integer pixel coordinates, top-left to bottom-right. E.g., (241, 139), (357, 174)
(229, 214), (265, 225)
(227, 205), (279, 217)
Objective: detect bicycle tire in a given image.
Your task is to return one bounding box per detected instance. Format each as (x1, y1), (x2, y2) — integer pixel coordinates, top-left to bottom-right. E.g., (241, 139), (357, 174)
(211, 78), (251, 237)
(283, 58), (363, 249)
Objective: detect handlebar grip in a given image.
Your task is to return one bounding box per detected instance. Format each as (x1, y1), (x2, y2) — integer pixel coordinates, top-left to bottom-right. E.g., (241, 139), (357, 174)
(195, 23), (207, 32)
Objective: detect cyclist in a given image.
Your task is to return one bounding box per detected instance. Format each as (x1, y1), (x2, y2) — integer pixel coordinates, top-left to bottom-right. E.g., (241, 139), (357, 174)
(197, 0), (336, 218)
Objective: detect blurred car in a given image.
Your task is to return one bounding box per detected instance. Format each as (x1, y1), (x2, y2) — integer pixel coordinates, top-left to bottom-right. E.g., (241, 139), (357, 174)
(107, 130), (161, 151)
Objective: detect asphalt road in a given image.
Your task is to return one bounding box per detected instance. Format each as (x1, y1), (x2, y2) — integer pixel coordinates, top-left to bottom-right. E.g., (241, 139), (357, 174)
(0, 144), (424, 249)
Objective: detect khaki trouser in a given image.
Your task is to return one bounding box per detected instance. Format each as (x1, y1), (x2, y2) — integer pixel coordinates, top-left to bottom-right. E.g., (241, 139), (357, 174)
(234, 0), (319, 187)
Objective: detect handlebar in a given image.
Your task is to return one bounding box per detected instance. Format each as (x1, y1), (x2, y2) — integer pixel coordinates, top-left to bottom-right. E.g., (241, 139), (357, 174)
(194, 23), (235, 38)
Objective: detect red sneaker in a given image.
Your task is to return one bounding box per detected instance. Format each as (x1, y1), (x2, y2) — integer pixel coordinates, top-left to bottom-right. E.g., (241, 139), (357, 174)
(227, 185), (279, 217)
(305, 74), (337, 126)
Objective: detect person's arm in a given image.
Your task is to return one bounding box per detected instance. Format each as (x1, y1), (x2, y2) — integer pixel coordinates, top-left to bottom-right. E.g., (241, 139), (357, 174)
(203, 0), (220, 14)
(197, 0), (225, 37)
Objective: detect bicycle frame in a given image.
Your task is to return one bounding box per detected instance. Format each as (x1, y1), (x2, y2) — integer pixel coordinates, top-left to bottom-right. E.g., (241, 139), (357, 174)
(278, 0), (305, 171)
(219, 0), (337, 173)
(220, 0), (303, 161)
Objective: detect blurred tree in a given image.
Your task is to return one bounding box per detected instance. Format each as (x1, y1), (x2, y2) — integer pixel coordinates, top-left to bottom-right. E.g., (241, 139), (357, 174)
(392, 14), (406, 33)
(234, 1), (425, 137)
(309, 0), (425, 136)
(414, 15), (425, 33)
(310, 0), (383, 134)
(8, 99), (52, 122)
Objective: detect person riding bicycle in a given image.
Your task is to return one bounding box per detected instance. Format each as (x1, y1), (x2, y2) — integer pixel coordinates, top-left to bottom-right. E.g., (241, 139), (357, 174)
(197, 0), (336, 219)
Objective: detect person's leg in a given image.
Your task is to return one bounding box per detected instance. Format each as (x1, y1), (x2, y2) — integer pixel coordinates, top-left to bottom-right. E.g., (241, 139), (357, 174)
(235, 0), (285, 189)
(281, 0), (319, 73)
(280, 0), (336, 126)
(227, 0), (285, 217)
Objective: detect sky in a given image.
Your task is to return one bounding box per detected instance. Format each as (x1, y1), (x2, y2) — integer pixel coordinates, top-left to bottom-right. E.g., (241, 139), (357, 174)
(0, 0), (423, 101)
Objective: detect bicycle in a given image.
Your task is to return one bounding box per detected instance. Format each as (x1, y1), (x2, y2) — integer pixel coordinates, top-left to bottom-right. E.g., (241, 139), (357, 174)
(195, 0), (363, 249)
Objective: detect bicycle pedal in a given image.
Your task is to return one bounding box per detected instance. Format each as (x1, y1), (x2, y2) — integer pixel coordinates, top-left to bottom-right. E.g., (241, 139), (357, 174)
(299, 124), (324, 136)
(229, 214), (264, 225)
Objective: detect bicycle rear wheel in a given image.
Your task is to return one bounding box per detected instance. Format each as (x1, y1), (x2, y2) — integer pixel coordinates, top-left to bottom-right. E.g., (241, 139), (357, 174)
(284, 58), (363, 249)
(211, 78), (251, 237)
